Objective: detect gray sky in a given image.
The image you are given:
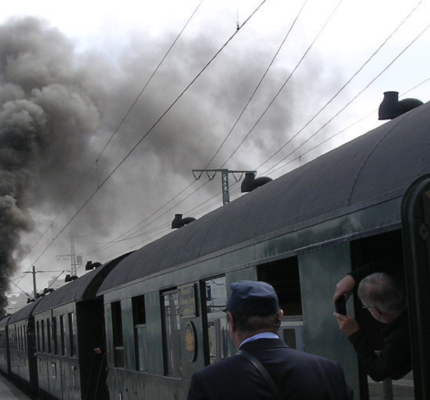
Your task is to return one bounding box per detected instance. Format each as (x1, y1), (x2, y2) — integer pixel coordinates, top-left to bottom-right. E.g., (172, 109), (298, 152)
(1, 0), (429, 303)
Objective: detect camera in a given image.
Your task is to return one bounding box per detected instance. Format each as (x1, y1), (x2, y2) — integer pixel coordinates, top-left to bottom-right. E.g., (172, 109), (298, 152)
(335, 297), (347, 315)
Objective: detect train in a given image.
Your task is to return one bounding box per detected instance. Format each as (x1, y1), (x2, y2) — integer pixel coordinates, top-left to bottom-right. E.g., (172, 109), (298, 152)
(1, 92), (429, 400)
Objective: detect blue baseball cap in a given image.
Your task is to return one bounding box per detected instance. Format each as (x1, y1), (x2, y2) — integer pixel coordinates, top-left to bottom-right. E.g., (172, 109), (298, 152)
(225, 280), (280, 316)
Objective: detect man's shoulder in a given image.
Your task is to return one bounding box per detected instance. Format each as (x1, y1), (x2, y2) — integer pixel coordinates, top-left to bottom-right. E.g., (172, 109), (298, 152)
(191, 354), (250, 381)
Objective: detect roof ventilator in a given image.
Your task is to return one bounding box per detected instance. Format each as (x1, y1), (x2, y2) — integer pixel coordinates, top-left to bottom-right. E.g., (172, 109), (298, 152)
(85, 261), (102, 270)
(172, 214), (196, 229)
(378, 91), (423, 120)
(241, 172), (272, 193)
(65, 274), (78, 282)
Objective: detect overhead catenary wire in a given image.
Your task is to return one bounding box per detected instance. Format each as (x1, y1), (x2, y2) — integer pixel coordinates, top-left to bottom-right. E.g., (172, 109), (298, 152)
(219, 0), (344, 169)
(15, 1), (429, 290)
(23, 0), (206, 267)
(39, 2), (268, 261)
(88, 0), (309, 254)
(76, 0), (429, 260)
(204, 0), (309, 170)
(266, 15), (430, 177)
(257, 0), (427, 175)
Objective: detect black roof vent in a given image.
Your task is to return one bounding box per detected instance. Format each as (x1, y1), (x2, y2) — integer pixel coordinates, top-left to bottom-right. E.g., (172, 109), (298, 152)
(241, 172), (272, 193)
(85, 261), (102, 270)
(65, 274), (78, 282)
(171, 214), (196, 229)
(378, 91), (423, 120)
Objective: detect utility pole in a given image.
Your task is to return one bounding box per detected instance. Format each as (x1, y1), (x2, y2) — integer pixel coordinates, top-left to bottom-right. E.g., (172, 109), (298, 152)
(24, 266), (41, 299)
(192, 169), (256, 205)
(24, 267), (65, 300)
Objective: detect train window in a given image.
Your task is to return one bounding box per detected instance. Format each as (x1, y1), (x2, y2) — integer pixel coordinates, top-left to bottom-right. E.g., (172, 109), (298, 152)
(132, 295), (147, 371)
(60, 315), (66, 356)
(204, 276), (232, 364)
(258, 257), (302, 316)
(52, 317), (58, 355)
(47, 318), (51, 354)
(258, 257), (304, 351)
(351, 230), (415, 400)
(161, 289), (182, 377)
(41, 320), (46, 353)
(69, 313), (76, 357)
(111, 301), (124, 368)
(36, 321), (40, 352)
(23, 325), (26, 350)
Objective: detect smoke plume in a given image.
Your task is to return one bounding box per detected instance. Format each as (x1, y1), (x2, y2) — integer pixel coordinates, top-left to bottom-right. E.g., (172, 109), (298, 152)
(0, 17), (102, 315)
(0, 12), (331, 316)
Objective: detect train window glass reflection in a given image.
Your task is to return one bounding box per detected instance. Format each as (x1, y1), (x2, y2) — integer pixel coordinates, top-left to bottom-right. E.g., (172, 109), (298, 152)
(161, 289), (182, 377)
(112, 301), (124, 368)
(132, 295), (147, 371)
(69, 313), (76, 357)
(204, 276), (232, 364)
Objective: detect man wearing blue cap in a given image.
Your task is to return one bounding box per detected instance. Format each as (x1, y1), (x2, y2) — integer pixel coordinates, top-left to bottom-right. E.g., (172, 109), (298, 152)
(187, 280), (352, 400)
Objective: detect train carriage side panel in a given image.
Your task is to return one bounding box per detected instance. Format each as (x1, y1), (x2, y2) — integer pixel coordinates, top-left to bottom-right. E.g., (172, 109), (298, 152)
(0, 316), (11, 377)
(97, 102), (430, 400)
(8, 297), (43, 398)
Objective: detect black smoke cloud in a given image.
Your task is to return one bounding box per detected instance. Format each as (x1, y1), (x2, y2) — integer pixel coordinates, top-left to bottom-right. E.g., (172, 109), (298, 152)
(0, 14), (330, 315)
(0, 17), (104, 315)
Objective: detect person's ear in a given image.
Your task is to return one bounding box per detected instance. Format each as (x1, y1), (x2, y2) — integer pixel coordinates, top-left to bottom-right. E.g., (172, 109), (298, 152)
(227, 311), (236, 332)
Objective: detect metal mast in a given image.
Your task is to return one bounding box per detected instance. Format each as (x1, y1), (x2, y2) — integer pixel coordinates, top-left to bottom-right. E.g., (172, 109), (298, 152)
(192, 169), (256, 205)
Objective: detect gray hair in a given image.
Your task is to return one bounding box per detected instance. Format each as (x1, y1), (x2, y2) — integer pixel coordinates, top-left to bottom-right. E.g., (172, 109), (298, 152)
(358, 272), (406, 314)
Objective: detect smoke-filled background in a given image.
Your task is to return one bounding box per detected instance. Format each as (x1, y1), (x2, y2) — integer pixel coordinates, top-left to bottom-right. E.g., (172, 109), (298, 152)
(1, 0), (429, 315)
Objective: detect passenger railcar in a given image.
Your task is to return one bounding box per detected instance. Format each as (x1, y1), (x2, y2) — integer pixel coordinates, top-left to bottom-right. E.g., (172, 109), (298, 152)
(0, 315), (12, 377)
(97, 98), (430, 400)
(5, 298), (41, 397)
(32, 254), (130, 400)
(0, 254), (130, 400)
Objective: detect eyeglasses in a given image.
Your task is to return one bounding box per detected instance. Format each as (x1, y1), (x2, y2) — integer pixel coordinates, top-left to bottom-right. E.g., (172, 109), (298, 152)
(362, 305), (372, 309)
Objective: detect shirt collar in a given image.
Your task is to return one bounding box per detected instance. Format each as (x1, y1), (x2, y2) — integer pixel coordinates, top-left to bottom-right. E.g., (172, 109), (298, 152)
(240, 332), (279, 347)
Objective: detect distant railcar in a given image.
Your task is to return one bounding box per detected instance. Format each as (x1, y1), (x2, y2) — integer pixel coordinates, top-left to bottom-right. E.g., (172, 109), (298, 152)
(97, 100), (430, 400)
(32, 254), (129, 400)
(6, 298), (41, 397)
(0, 315), (12, 377)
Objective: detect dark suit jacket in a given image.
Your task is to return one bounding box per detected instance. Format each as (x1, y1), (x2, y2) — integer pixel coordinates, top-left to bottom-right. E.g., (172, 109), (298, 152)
(187, 338), (352, 400)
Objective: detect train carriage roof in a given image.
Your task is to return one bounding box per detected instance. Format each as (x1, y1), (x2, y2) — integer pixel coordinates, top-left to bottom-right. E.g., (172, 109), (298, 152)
(32, 253), (130, 314)
(98, 101), (430, 294)
(0, 315), (12, 328)
(9, 297), (44, 323)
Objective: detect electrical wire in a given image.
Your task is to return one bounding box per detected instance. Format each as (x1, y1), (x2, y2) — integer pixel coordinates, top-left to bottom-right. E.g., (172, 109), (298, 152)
(204, 0), (308, 169)
(79, 1), (429, 260)
(23, 0), (205, 265)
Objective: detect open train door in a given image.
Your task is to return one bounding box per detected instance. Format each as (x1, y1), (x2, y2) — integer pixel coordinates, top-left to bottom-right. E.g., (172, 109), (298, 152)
(401, 174), (430, 400)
